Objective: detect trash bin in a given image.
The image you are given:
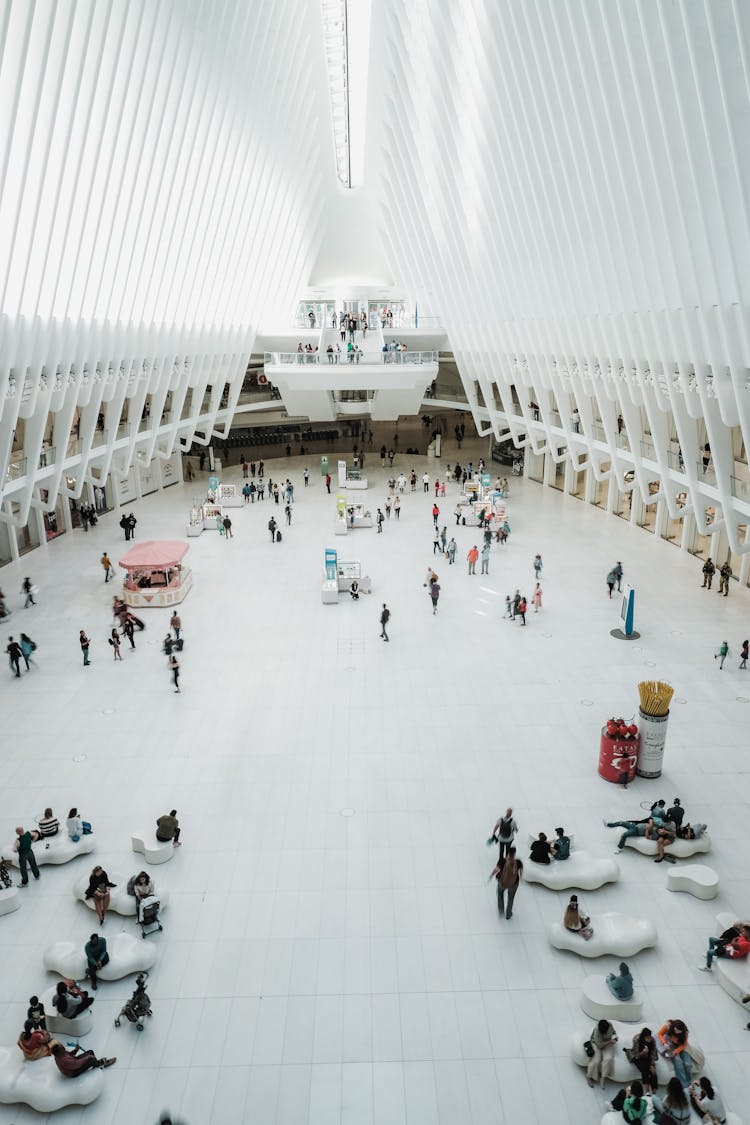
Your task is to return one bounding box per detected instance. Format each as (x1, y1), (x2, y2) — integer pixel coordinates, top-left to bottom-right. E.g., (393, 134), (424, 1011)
(598, 727), (640, 784)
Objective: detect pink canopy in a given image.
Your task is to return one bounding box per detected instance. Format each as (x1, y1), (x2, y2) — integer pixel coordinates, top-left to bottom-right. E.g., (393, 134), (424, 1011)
(118, 540), (189, 570)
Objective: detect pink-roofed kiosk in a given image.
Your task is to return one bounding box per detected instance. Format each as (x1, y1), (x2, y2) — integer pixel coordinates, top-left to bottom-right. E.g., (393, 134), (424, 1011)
(118, 540), (192, 608)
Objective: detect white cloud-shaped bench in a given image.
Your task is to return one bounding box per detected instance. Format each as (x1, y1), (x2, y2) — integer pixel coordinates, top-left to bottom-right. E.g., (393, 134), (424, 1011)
(571, 1021), (699, 1085)
(0, 1046), (103, 1111)
(43, 934), (156, 982)
(713, 912), (750, 1008)
(613, 832), (711, 859)
(525, 851), (619, 891)
(3, 834), (95, 867)
(580, 975), (643, 1022)
(550, 912), (657, 958)
(73, 873), (168, 917)
(39, 985), (94, 1038)
(131, 832), (174, 865)
(601, 1112), (740, 1125)
(666, 864), (718, 900)
(0, 888), (20, 917)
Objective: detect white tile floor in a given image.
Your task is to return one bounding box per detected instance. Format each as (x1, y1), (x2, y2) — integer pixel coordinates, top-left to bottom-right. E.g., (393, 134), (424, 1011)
(1, 447), (749, 1124)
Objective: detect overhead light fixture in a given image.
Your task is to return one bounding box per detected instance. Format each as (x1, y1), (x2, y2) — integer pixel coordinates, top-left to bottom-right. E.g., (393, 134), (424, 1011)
(321, 0), (371, 188)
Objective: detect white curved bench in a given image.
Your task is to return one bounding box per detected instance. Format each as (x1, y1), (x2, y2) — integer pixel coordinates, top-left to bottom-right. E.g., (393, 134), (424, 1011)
(3, 834), (95, 867)
(73, 873), (168, 918)
(0, 887), (20, 916)
(0, 1045), (103, 1111)
(131, 832), (174, 865)
(525, 851), (619, 891)
(666, 864), (719, 900)
(571, 1021), (698, 1085)
(580, 975), (643, 1022)
(39, 985), (93, 1038)
(550, 913), (657, 958)
(602, 1112), (741, 1125)
(618, 832), (711, 858)
(713, 912), (750, 1007)
(43, 934), (157, 982)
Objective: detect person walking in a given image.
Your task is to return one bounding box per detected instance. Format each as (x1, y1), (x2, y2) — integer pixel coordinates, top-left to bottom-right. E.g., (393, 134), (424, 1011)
(79, 630), (91, 666)
(701, 557), (715, 589)
(432, 503), (440, 526)
(14, 827), (41, 886)
(489, 808), (518, 862)
(377, 508), (384, 533)
(325, 472), (331, 494)
(432, 527), (441, 555)
(715, 640), (729, 670)
(423, 472), (429, 493)
(6, 637), (22, 677)
(22, 577), (36, 607)
(429, 582), (440, 614)
(495, 847), (523, 920)
(606, 570), (616, 598)
(119, 513), (129, 540)
(448, 537), (457, 565)
(303, 468), (310, 487)
(533, 554), (543, 579)
(101, 553), (113, 583)
(127, 513), (137, 540)
(532, 583), (542, 612)
(122, 616), (135, 650)
(108, 629), (122, 660)
(385, 497), (391, 519)
(222, 516), (232, 538)
(613, 561), (623, 591)
(284, 503), (292, 526)
(169, 653), (181, 692)
(19, 633), (36, 669)
(440, 526), (447, 554)
(517, 595), (527, 625)
(394, 496), (400, 519)
(467, 545), (479, 574)
(740, 639), (748, 669)
(480, 543), (490, 574)
(268, 516), (277, 542)
(379, 603), (390, 641)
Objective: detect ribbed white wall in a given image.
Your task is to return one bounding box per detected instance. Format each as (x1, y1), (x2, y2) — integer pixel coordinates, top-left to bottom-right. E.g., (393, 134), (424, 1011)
(0, 0), (329, 525)
(375, 0), (750, 550)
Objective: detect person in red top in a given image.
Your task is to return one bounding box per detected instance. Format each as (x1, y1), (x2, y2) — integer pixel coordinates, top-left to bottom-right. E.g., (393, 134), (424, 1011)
(51, 1042), (116, 1075)
(467, 545), (479, 574)
(431, 503), (440, 526)
(700, 923), (750, 971)
(17, 1020), (57, 1060)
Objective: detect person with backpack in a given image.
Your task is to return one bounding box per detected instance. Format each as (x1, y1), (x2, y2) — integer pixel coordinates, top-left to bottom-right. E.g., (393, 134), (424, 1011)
(701, 557), (715, 589)
(715, 640), (729, 670)
(488, 808), (518, 861)
(268, 516), (277, 542)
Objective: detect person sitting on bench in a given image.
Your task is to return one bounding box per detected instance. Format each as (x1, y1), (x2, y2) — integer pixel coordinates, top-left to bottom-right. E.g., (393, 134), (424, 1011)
(156, 810), (181, 846)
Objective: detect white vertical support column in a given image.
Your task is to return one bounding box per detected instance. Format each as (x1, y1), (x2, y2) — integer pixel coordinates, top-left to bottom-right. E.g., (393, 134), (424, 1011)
(630, 492), (642, 527)
(585, 466), (597, 504)
(653, 498), (668, 538)
(564, 459), (574, 494)
(34, 508), (48, 553)
(543, 453), (555, 487)
(4, 503), (19, 562)
(607, 480), (618, 514)
(680, 509), (694, 552)
(739, 525), (750, 587)
(710, 529), (721, 560)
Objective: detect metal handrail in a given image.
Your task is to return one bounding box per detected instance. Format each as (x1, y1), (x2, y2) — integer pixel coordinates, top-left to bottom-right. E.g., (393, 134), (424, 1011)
(265, 350), (438, 366)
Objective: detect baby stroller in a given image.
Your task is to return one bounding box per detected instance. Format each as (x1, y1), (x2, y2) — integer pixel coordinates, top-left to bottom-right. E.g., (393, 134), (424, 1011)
(114, 971), (152, 1031)
(137, 895), (163, 938)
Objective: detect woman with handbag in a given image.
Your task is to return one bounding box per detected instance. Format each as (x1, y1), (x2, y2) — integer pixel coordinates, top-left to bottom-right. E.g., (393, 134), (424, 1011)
(652, 1076), (691, 1123)
(564, 894), (594, 940)
(84, 865), (116, 925)
(625, 1027), (658, 1092)
(585, 1018), (617, 1087)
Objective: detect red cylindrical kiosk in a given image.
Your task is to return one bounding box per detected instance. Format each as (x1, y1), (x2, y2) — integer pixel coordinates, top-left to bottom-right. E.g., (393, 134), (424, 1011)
(598, 727), (640, 784)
